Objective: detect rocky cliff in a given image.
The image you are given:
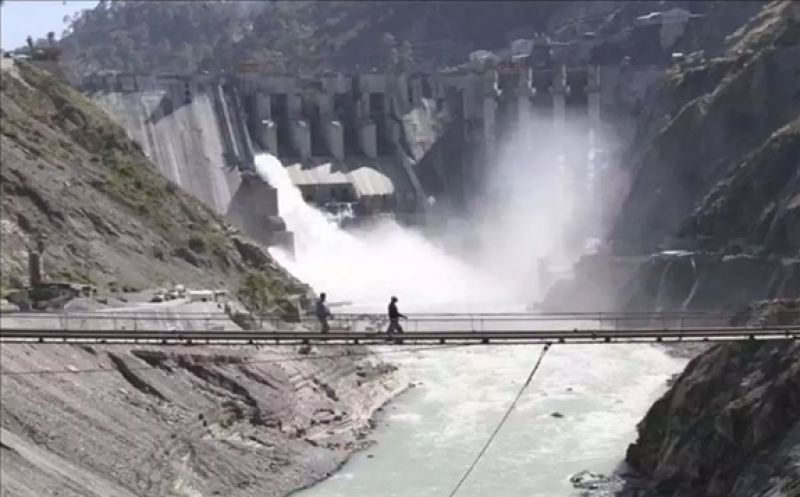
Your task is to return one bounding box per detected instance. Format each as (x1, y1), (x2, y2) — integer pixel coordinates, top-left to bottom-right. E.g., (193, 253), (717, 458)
(624, 299), (800, 497)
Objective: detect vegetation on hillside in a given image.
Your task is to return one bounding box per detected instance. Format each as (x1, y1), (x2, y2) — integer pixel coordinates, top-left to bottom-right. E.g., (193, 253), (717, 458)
(3, 63), (226, 257)
(238, 271), (279, 316)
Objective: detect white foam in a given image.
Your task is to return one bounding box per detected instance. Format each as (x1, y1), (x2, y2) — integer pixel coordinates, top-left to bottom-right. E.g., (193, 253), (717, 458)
(255, 154), (516, 309)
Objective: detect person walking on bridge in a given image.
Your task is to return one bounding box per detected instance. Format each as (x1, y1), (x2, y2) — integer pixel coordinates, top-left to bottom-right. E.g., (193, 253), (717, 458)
(316, 292), (332, 333)
(386, 296), (407, 336)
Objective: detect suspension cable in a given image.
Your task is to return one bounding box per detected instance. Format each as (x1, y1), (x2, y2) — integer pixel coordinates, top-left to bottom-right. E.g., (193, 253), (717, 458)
(446, 343), (552, 497)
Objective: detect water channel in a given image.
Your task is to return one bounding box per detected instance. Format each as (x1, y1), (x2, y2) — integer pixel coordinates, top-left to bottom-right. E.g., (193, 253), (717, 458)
(298, 333), (683, 497)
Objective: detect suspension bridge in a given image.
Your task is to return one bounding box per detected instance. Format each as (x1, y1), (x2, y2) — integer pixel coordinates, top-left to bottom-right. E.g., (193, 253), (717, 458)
(1, 309), (797, 345)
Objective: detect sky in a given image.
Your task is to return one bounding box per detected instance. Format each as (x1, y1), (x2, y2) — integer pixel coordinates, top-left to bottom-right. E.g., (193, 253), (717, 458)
(1, 1), (97, 49)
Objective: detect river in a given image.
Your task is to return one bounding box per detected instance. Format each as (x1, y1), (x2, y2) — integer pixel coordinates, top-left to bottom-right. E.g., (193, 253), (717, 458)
(255, 153), (686, 496)
(296, 334), (683, 497)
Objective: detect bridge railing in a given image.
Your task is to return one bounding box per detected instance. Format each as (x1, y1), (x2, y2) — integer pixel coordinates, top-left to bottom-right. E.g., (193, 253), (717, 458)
(2, 309), (796, 333)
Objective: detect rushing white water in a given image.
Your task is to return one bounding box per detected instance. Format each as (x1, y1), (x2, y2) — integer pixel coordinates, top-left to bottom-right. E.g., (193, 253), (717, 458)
(254, 151), (684, 496)
(298, 343), (684, 497)
(256, 154), (517, 309)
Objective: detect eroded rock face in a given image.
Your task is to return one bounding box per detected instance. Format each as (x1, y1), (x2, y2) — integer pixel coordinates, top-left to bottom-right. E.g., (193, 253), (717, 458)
(542, 253), (647, 312)
(617, 253), (800, 313)
(678, 116), (800, 256)
(0, 343), (407, 497)
(625, 331), (800, 496)
(542, 251), (800, 315)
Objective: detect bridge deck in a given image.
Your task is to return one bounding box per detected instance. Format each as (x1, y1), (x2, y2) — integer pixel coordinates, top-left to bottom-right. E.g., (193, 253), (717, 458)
(1, 311), (797, 345)
(1, 327), (797, 345)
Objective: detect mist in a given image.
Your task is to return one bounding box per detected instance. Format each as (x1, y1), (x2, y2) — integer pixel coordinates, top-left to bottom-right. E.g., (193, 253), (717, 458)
(257, 154), (514, 311)
(465, 112), (610, 300)
(258, 110), (614, 310)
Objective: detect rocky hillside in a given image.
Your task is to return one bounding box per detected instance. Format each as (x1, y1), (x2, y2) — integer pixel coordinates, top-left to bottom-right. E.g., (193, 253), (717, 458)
(0, 59), (299, 295)
(609, 0), (800, 256)
(624, 299), (800, 497)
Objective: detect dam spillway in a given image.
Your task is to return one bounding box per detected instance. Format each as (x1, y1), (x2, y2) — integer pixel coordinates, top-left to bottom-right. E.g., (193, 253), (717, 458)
(79, 48), (664, 249)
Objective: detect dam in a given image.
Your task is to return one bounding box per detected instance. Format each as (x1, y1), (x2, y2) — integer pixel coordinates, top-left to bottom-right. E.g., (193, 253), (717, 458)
(74, 34), (663, 254)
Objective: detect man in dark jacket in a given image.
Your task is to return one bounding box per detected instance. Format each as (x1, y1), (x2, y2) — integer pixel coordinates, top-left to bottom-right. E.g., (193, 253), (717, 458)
(386, 296), (406, 335)
(316, 292), (332, 333)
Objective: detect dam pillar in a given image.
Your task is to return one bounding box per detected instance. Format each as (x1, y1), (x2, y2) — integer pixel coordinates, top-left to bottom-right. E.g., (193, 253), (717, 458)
(517, 66), (533, 127)
(255, 92), (279, 155)
(227, 172), (294, 253)
(386, 93), (401, 143)
(358, 95), (378, 158)
(288, 93), (311, 159)
(587, 66), (603, 231)
(290, 120), (311, 160)
(360, 121), (378, 158)
(326, 120), (345, 160)
(552, 65), (567, 155)
(396, 74), (410, 111)
(483, 72), (498, 158)
(410, 77), (424, 106)
(319, 91), (345, 160)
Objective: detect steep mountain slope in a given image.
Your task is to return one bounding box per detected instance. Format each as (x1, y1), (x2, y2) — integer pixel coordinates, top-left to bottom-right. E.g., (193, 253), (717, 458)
(608, 0), (800, 255)
(679, 116), (799, 255)
(0, 59), (298, 292)
(56, 1), (560, 74)
(624, 299), (800, 497)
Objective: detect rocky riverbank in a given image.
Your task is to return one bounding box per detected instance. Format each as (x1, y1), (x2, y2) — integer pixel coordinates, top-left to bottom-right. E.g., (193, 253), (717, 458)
(569, 300), (799, 497)
(1, 339), (408, 497)
(621, 301), (800, 497)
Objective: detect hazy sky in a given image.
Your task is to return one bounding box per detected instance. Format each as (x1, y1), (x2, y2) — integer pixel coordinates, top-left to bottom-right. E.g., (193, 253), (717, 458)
(1, 1), (97, 49)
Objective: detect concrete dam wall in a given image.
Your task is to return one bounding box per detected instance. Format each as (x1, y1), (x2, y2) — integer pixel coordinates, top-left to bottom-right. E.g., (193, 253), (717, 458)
(91, 82), (240, 215)
(82, 59), (660, 243)
(85, 75), (293, 249)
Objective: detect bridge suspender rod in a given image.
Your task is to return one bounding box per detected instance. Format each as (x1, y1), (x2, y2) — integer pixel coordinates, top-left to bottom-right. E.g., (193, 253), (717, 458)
(446, 343), (553, 497)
